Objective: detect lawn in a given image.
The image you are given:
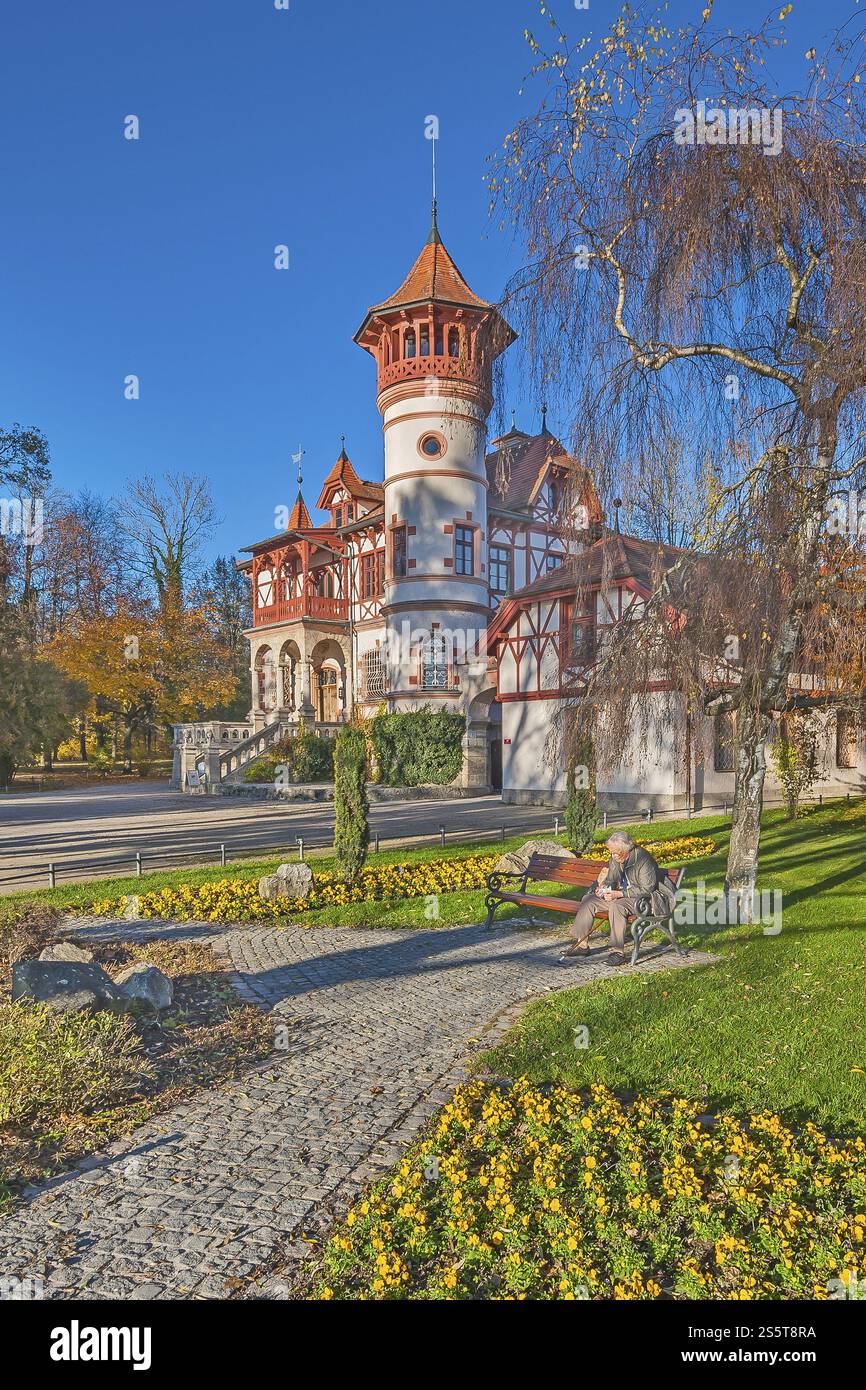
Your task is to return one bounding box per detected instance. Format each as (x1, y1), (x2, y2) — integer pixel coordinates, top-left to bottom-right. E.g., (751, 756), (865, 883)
(3, 819), (719, 930)
(480, 799), (866, 1130)
(299, 800), (866, 1301)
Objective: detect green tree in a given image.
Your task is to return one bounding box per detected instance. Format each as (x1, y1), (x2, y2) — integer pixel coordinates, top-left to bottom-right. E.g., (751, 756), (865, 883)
(333, 725), (369, 883)
(0, 575), (84, 784)
(194, 556), (252, 720)
(564, 739), (598, 855)
(0, 422), (52, 611)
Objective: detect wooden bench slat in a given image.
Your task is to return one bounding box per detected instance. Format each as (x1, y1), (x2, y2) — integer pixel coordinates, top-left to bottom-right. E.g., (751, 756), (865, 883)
(494, 891), (582, 913)
(485, 852), (687, 965)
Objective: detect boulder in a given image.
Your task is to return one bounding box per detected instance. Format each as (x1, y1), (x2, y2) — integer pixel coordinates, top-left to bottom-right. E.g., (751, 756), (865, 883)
(11, 960), (125, 1015)
(38, 941), (95, 964)
(494, 838), (575, 875)
(258, 862), (314, 902)
(114, 963), (173, 1012)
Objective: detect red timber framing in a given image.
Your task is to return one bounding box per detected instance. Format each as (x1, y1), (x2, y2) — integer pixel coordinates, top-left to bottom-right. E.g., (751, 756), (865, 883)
(484, 575), (651, 703)
(240, 436), (591, 635)
(246, 515), (392, 631)
(248, 531), (350, 628)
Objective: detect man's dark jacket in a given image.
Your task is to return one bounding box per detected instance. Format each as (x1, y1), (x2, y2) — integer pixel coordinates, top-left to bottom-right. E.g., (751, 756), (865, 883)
(603, 845), (675, 917)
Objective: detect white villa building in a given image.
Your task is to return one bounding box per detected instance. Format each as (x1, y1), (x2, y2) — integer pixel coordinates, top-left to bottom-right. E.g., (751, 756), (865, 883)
(172, 208), (865, 808)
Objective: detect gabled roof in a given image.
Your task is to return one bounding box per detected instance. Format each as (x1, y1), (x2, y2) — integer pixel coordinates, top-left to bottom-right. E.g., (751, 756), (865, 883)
(484, 533), (696, 650)
(316, 447), (384, 510)
(486, 429), (603, 520)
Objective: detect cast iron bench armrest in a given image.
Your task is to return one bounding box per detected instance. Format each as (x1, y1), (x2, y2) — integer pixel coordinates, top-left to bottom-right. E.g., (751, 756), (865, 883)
(484, 867), (532, 894)
(483, 852), (597, 928)
(484, 856), (688, 971)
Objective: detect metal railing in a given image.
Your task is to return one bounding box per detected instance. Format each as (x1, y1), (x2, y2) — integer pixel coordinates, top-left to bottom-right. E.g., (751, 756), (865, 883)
(0, 791), (852, 892)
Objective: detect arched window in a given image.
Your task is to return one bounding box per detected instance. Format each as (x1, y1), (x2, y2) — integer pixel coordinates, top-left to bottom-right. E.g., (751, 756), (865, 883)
(448, 328), (460, 358)
(404, 329), (416, 359)
(420, 632), (449, 690)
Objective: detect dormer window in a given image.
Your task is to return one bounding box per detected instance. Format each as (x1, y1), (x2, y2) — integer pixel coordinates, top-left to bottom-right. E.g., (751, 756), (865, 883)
(334, 507), (342, 529)
(404, 329), (416, 359)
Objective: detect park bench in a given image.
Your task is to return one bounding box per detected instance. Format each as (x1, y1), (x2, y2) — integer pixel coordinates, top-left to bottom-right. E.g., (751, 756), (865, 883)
(483, 852), (686, 966)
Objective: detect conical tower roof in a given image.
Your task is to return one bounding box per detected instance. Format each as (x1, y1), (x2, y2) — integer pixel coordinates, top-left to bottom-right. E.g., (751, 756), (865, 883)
(287, 491), (312, 530)
(355, 204), (493, 341)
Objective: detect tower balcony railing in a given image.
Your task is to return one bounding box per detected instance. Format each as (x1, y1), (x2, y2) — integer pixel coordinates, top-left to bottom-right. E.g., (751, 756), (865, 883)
(253, 594), (349, 627)
(378, 353), (490, 396)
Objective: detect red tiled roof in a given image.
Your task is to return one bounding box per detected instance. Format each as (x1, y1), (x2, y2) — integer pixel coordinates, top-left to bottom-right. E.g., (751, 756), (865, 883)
(521, 534), (690, 598)
(287, 491), (312, 530)
(486, 430), (603, 520)
(316, 448), (384, 510)
(365, 213), (491, 318)
(484, 533), (697, 649)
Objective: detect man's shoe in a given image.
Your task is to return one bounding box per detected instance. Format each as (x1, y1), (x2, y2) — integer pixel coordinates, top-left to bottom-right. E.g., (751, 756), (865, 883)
(558, 943), (591, 963)
(607, 951), (628, 967)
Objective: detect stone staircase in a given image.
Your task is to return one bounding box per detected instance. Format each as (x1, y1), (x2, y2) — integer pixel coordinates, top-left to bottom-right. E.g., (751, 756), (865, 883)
(171, 719), (286, 791)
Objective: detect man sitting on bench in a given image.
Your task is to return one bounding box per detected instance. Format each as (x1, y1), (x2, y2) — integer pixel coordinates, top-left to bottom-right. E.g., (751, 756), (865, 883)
(560, 830), (675, 967)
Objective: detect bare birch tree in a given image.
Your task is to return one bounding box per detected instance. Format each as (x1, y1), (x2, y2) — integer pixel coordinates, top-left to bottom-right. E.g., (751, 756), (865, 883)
(491, 1), (866, 903)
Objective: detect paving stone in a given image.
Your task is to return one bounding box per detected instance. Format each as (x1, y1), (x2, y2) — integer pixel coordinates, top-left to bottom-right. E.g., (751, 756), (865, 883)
(0, 917), (714, 1299)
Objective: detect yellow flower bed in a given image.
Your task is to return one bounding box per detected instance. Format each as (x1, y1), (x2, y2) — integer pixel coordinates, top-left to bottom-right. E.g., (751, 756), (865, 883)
(312, 1078), (866, 1301)
(584, 834), (714, 864)
(88, 857), (501, 923)
(87, 835), (714, 924)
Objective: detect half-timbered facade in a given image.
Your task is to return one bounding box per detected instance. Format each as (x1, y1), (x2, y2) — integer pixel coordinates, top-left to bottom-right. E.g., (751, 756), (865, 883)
(485, 533), (866, 808)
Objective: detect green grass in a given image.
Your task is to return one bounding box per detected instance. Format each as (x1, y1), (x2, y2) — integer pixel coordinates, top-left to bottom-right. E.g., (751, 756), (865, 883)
(480, 799), (866, 1131)
(2, 818), (720, 930)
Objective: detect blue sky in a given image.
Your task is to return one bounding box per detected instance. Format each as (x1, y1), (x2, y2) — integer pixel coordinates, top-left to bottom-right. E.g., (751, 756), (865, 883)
(1, 0), (852, 562)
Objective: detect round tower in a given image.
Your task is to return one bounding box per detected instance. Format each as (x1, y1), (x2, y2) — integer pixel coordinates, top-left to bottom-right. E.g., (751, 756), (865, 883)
(354, 203), (515, 709)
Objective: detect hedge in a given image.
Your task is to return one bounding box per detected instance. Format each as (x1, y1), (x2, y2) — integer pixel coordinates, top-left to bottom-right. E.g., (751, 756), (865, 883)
(371, 708), (464, 787)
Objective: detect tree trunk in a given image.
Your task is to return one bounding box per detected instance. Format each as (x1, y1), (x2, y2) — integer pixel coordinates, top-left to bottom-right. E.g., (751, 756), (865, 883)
(78, 718), (88, 762)
(723, 430), (837, 914)
(123, 720), (134, 773)
(725, 700), (771, 916)
(94, 696), (107, 749)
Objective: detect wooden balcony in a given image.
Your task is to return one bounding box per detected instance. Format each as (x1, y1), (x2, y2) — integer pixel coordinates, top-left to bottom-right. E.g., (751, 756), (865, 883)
(253, 594), (349, 628)
(377, 352), (490, 396)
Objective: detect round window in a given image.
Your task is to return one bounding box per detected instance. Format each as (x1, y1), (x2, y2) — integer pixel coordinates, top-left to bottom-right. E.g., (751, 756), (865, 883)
(418, 433), (446, 460)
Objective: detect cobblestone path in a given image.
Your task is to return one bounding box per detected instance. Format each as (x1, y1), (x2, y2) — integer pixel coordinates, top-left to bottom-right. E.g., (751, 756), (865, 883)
(0, 920), (715, 1299)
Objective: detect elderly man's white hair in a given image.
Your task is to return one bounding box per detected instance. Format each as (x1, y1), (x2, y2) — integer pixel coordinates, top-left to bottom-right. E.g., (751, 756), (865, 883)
(606, 830), (635, 851)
